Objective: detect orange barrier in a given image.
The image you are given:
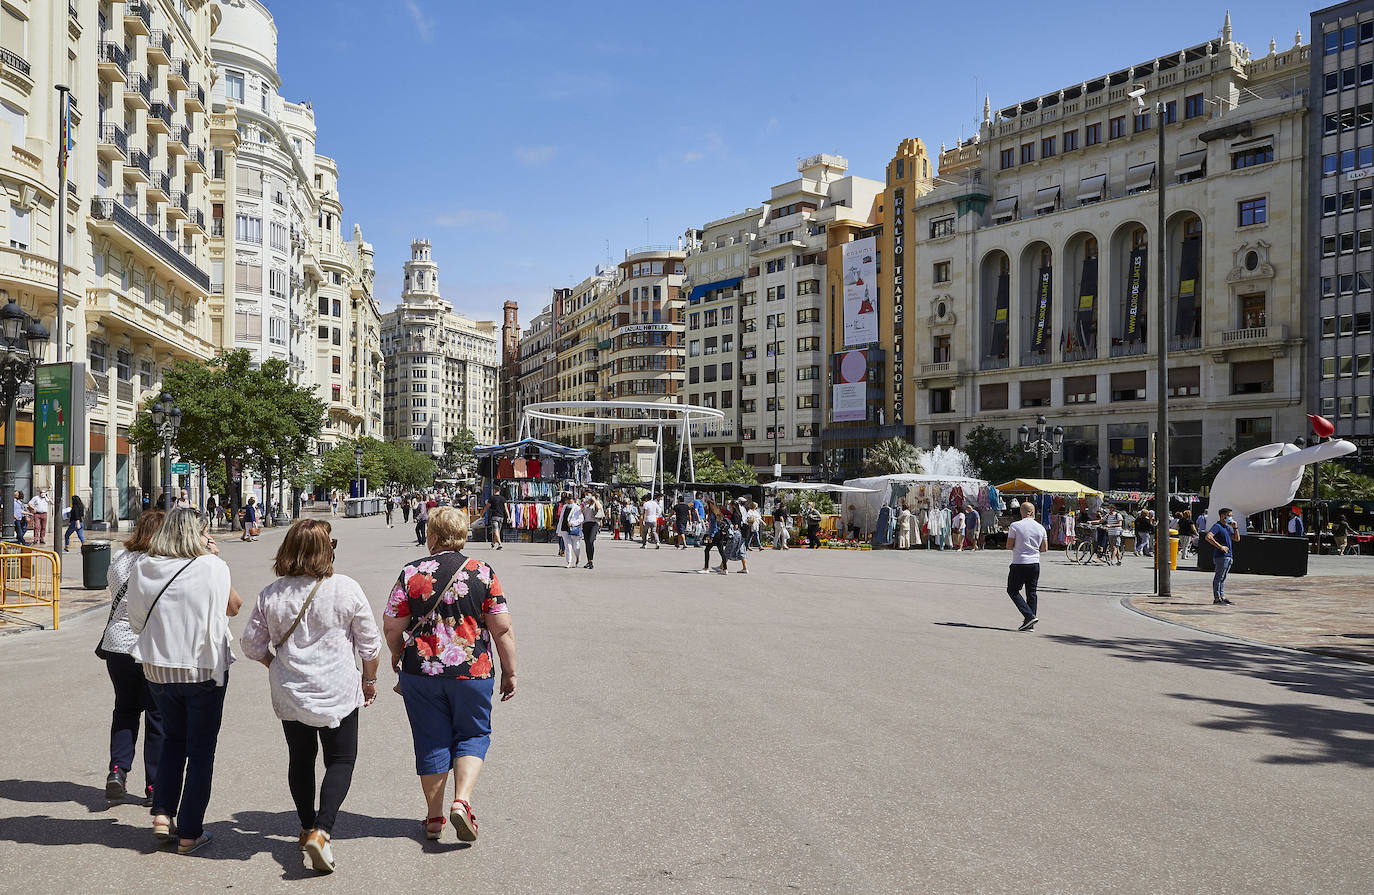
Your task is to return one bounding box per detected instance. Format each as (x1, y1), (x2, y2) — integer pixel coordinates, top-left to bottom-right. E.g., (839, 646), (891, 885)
(0, 543), (61, 629)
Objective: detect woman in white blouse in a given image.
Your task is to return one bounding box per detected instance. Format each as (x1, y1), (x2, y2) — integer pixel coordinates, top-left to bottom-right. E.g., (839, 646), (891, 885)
(240, 520), (381, 874)
(127, 507), (242, 855)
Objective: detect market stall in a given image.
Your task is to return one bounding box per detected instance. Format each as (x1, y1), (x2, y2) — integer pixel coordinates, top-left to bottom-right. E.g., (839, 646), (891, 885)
(760, 481), (877, 544)
(476, 438), (591, 543)
(842, 474), (993, 548)
(995, 478), (1103, 548)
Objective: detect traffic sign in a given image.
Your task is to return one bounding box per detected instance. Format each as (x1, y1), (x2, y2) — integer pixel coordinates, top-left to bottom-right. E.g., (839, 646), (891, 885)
(171, 462), (191, 474)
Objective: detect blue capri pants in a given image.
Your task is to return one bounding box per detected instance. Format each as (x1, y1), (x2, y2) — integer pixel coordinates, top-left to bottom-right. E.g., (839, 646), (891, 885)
(398, 673), (495, 775)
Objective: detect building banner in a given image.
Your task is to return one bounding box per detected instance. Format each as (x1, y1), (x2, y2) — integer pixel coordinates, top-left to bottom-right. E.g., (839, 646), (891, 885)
(842, 236), (879, 347)
(1032, 267), (1052, 352)
(1125, 247), (1147, 343)
(1175, 237), (1200, 338)
(35, 362), (87, 466)
(831, 350), (868, 422)
(991, 273), (1010, 357)
(1076, 257), (1097, 349)
(891, 189), (905, 423)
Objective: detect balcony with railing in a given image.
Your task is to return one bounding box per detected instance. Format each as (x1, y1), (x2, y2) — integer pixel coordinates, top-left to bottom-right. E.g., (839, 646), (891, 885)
(146, 30), (171, 65)
(0, 46), (30, 82)
(146, 170), (170, 203)
(184, 145), (205, 173)
(97, 123), (128, 161)
(168, 58), (190, 91)
(89, 197), (210, 291)
(123, 148), (150, 183)
(124, 71), (151, 108)
(185, 208), (205, 234)
(98, 42), (129, 82)
(1020, 350), (1053, 367)
(167, 191), (189, 220)
(979, 354), (1011, 371)
(210, 217), (224, 237)
(167, 126), (188, 154)
(1109, 339), (1150, 358)
(184, 82), (206, 112)
(147, 101), (172, 135)
(124, 0), (151, 35)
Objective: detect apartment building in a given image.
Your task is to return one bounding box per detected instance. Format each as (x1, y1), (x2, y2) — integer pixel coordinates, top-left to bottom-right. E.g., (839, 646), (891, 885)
(605, 246), (686, 466)
(514, 303), (553, 438)
(902, 18), (1308, 490)
(381, 239), (500, 452)
(1310, 1), (1374, 448)
(81, 0), (220, 524)
(552, 267), (615, 447)
(737, 155), (883, 478)
(683, 210), (758, 462)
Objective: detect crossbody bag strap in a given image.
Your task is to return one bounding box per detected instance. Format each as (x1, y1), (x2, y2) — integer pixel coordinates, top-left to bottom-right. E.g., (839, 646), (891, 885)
(140, 559), (196, 629)
(273, 577), (325, 651)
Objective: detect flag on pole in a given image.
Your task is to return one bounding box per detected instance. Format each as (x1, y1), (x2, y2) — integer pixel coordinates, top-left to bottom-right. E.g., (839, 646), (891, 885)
(58, 91), (72, 176)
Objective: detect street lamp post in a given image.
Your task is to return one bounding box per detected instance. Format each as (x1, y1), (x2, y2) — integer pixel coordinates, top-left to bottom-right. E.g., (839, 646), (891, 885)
(149, 393), (181, 509)
(354, 442), (364, 501)
(1018, 414), (1064, 480)
(0, 295), (50, 541)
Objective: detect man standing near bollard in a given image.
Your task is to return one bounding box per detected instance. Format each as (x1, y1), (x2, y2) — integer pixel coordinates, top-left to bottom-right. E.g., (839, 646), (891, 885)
(1205, 507), (1239, 605)
(1005, 501), (1048, 631)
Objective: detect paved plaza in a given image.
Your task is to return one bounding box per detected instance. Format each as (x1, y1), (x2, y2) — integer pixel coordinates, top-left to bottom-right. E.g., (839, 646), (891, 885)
(1, 516), (1370, 894)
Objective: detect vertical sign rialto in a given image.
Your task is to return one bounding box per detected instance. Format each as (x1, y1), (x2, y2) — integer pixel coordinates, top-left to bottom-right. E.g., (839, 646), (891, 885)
(891, 188), (904, 424)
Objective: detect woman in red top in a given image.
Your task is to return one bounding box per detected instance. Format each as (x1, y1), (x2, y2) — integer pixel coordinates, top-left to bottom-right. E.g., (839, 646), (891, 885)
(383, 507), (517, 842)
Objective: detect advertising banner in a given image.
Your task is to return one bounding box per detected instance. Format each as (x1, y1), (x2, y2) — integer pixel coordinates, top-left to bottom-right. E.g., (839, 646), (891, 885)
(831, 350), (868, 422)
(990, 273), (1010, 357)
(1074, 257), (1097, 351)
(1125, 247), (1147, 343)
(1032, 267), (1052, 352)
(842, 236), (879, 347)
(1175, 238), (1200, 338)
(35, 362), (87, 465)
(891, 189), (905, 423)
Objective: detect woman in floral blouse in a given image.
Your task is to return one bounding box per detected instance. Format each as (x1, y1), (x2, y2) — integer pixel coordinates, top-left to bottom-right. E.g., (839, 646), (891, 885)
(383, 506), (516, 843)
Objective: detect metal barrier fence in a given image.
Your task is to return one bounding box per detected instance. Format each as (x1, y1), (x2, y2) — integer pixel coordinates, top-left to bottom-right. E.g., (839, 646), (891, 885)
(0, 543), (61, 629)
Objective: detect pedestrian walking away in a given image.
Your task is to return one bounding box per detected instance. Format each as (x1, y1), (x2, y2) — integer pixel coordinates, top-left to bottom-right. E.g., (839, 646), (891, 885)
(671, 494), (691, 549)
(963, 505), (980, 551)
(1005, 501), (1048, 631)
(772, 499), (790, 549)
(241, 497), (260, 542)
(240, 519), (382, 873)
(384, 496), (394, 528)
(558, 492), (585, 568)
(383, 507), (517, 842)
(414, 495), (431, 546)
(65, 492), (87, 549)
(402, 496), (412, 524)
(1206, 507), (1239, 605)
(640, 495), (661, 548)
(698, 500), (729, 573)
(127, 508), (243, 854)
(1175, 509), (1197, 560)
(802, 502), (822, 549)
(483, 489), (507, 549)
(97, 510), (168, 805)
(580, 493), (602, 569)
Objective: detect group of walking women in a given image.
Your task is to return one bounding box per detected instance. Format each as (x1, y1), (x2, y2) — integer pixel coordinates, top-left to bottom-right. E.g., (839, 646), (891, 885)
(96, 504), (516, 872)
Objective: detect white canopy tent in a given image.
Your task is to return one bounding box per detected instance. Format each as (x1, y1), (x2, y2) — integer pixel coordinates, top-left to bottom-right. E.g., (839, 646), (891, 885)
(761, 481), (878, 493)
(841, 473), (989, 535)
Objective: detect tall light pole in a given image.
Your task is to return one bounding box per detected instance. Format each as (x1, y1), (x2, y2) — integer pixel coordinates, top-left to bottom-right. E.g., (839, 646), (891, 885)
(149, 393), (180, 508)
(354, 441), (364, 500)
(0, 296), (50, 541)
(1018, 413), (1064, 480)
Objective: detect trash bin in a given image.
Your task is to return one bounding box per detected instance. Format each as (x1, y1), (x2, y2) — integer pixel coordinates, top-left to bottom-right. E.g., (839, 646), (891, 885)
(82, 542), (111, 590)
(1154, 533), (1179, 571)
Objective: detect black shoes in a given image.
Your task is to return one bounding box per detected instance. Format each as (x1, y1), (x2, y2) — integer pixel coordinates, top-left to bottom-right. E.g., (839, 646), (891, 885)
(105, 768), (127, 800)
(585, 562), (594, 569)
(1213, 597), (1233, 605)
(1017, 616), (1039, 632)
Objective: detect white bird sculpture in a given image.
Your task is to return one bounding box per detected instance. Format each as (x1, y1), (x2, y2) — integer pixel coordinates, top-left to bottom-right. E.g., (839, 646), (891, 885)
(1206, 434), (1356, 532)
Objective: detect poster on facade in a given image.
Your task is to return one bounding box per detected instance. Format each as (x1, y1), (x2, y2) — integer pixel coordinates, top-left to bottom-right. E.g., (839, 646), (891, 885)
(1032, 267), (1052, 352)
(1125, 248), (1147, 342)
(35, 362), (87, 466)
(991, 273), (1010, 357)
(842, 236), (879, 347)
(1175, 238), (1200, 338)
(1074, 257), (1097, 352)
(831, 350), (868, 422)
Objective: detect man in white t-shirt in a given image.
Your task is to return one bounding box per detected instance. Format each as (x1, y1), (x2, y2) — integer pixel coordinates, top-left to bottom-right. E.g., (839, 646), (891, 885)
(640, 496), (661, 548)
(1005, 501), (1049, 631)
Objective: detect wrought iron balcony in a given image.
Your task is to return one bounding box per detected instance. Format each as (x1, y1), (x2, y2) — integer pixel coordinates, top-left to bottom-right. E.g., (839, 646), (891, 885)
(0, 46), (29, 79)
(168, 58), (190, 90)
(124, 1), (152, 35)
(184, 83), (206, 112)
(124, 71), (151, 108)
(148, 101), (172, 133)
(89, 197), (210, 291)
(97, 123), (128, 160)
(211, 218), (224, 237)
(97, 42), (129, 81)
(147, 30), (171, 65)
(167, 126), (188, 154)
(124, 148), (151, 182)
(167, 191), (189, 220)
(184, 145), (205, 173)
(146, 170), (170, 203)
(186, 208), (205, 234)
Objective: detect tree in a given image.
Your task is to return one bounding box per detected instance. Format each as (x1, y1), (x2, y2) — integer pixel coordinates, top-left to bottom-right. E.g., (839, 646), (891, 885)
(724, 459), (759, 483)
(1200, 443), (1246, 490)
(384, 440), (437, 490)
(862, 438), (921, 475)
(437, 429), (478, 481)
(962, 424), (1036, 485)
(690, 450), (729, 483)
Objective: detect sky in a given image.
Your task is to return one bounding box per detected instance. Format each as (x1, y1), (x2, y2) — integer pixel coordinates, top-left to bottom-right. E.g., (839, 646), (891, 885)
(268, 0), (1309, 325)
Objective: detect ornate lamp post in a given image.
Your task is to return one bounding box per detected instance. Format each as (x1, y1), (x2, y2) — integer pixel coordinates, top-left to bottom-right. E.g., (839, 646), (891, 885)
(149, 392), (181, 509)
(0, 296), (50, 540)
(1018, 414), (1064, 480)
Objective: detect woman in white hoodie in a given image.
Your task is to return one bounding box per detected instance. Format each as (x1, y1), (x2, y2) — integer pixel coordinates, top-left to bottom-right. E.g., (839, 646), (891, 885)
(557, 492), (584, 569)
(128, 508), (242, 855)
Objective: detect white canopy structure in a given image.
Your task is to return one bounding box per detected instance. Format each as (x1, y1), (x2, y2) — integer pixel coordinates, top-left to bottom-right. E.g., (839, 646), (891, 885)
(762, 481), (878, 493)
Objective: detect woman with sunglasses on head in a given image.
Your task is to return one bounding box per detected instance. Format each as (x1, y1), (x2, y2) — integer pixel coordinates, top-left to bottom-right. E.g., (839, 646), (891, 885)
(240, 520), (382, 873)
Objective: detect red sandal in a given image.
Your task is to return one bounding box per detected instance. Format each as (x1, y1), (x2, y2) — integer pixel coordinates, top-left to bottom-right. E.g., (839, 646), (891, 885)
(423, 816), (446, 840)
(450, 799), (478, 842)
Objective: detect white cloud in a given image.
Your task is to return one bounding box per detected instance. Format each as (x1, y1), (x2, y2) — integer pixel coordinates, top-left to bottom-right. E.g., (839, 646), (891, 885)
(402, 0), (432, 41)
(514, 145), (558, 166)
(433, 209), (507, 231)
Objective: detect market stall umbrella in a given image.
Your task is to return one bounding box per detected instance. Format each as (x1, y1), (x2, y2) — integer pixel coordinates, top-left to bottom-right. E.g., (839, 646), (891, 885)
(995, 478), (1103, 497)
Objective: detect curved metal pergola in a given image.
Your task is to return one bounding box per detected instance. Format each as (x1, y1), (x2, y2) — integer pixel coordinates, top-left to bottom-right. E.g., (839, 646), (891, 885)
(520, 400), (725, 497)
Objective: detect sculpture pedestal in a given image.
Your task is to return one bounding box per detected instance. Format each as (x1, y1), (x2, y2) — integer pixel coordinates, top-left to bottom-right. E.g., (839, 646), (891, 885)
(1196, 534), (1308, 577)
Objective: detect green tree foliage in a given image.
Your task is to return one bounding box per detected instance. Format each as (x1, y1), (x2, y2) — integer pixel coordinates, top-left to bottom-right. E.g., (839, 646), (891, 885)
(962, 424), (1036, 485)
(689, 450), (729, 483)
(861, 438), (921, 475)
(1298, 461), (1374, 500)
(315, 438), (437, 493)
(725, 459), (760, 484)
(437, 429), (478, 481)
(386, 440), (438, 490)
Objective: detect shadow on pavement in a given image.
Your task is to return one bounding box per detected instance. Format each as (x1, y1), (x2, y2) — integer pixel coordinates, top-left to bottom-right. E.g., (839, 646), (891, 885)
(933, 622), (1017, 634)
(1046, 633), (1374, 768)
(0, 779), (111, 813)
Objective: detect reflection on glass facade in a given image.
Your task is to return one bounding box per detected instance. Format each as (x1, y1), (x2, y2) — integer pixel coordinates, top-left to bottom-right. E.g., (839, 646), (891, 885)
(1108, 422), (1150, 490)
(1061, 425), (1100, 487)
(1169, 420), (1203, 490)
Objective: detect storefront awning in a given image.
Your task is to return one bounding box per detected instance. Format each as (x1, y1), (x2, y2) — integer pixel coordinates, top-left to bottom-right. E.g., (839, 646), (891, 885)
(1126, 162), (1156, 192)
(991, 195), (1019, 218)
(1176, 149), (1207, 176)
(1033, 185), (1061, 212)
(688, 277), (742, 303)
(1076, 174), (1107, 204)
(995, 478), (1103, 497)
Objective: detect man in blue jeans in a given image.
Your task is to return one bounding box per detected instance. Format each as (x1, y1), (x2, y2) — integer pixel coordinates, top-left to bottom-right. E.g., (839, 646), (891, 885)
(1205, 507), (1240, 605)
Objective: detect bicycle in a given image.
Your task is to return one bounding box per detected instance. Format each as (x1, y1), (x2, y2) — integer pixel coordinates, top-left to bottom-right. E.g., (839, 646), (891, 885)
(1068, 524), (1113, 565)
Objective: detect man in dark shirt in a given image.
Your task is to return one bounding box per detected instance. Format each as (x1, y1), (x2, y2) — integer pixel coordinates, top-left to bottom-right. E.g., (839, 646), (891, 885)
(484, 490), (507, 549)
(1205, 507), (1239, 605)
(672, 495), (692, 549)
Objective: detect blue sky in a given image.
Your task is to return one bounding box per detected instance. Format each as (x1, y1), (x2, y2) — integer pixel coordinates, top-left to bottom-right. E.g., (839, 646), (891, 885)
(269, 0), (1308, 324)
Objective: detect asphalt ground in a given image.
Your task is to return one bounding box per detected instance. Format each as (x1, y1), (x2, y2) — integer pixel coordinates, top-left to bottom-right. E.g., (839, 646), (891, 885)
(0, 518), (1369, 894)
